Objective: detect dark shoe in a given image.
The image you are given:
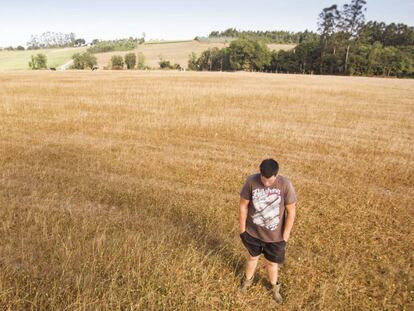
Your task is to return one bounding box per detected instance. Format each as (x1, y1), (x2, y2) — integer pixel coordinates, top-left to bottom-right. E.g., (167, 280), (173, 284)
(271, 282), (283, 304)
(239, 276), (253, 292)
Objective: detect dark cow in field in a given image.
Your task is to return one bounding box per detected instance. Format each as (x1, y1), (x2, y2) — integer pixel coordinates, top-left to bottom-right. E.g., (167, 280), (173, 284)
(50, 67), (56, 71)
(92, 66), (99, 71)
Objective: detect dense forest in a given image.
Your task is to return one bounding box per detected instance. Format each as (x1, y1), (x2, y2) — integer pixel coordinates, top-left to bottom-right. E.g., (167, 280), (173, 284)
(192, 0), (414, 78)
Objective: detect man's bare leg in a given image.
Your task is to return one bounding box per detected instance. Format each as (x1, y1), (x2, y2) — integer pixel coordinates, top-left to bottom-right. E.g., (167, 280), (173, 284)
(265, 259), (279, 285)
(245, 254), (260, 280)
(240, 253), (259, 291)
(265, 259), (283, 303)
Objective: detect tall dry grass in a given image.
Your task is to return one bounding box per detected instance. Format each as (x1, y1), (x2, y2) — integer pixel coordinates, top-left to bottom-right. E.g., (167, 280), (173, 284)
(0, 71), (413, 310)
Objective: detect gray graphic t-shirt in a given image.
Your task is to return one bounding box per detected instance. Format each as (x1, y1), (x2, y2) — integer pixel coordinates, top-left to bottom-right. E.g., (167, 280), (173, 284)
(240, 174), (297, 242)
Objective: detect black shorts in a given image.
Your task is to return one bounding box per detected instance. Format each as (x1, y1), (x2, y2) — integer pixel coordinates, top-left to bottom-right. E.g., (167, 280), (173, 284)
(240, 231), (286, 264)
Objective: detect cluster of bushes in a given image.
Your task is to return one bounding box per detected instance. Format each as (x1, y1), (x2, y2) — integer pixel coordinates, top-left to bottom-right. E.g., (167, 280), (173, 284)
(158, 58), (182, 70)
(109, 52), (147, 70)
(87, 37), (144, 53)
(110, 55), (124, 69)
(71, 52), (97, 69)
(28, 54), (48, 70)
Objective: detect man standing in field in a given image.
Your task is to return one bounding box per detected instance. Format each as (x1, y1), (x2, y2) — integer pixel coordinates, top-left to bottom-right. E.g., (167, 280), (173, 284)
(239, 159), (297, 303)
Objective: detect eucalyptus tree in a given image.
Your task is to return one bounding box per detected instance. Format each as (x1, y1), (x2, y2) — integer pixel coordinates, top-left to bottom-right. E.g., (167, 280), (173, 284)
(339, 0), (367, 73)
(318, 4), (341, 73)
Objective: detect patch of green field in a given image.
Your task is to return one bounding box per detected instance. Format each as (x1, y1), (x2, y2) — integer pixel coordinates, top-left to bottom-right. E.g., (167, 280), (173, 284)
(0, 47), (87, 71)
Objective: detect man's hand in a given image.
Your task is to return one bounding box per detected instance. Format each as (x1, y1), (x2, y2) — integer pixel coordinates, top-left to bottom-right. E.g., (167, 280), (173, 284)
(282, 231), (290, 242)
(282, 203), (296, 242)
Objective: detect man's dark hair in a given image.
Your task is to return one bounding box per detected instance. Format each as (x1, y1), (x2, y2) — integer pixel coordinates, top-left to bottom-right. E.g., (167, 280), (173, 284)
(260, 159), (279, 178)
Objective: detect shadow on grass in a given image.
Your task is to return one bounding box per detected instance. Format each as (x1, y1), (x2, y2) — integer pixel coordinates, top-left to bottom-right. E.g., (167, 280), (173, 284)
(91, 183), (247, 280)
(6, 143), (265, 286)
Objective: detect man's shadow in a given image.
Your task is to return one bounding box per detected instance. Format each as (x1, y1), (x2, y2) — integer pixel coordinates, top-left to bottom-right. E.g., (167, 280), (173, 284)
(76, 169), (276, 288)
(96, 184), (250, 280)
(162, 206), (273, 288)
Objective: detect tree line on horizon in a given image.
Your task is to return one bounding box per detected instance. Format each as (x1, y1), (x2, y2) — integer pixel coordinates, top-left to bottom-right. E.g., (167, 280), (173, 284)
(2, 33), (146, 52)
(26, 32), (83, 50)
(86, 36), (146, 54)
(208, 29), (319, 44)
(191, 0), (414, 78)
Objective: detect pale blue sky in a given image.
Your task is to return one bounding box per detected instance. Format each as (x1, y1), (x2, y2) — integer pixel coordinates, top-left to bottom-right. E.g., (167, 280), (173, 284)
(1, 0), (413, 47)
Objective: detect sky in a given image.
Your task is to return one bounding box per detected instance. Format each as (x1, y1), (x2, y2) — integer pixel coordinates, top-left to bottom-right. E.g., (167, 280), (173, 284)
(1, 0), (413, 47)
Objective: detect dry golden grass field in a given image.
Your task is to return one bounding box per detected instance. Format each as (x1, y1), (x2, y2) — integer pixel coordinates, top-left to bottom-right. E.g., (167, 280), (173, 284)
(94, 41), (295, 69)
(0, 71), (413, 310)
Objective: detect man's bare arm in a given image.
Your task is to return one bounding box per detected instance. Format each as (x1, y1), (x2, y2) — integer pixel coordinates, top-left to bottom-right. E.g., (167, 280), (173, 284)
(283, 203), (296, 242)
(239, 198), (249, 233)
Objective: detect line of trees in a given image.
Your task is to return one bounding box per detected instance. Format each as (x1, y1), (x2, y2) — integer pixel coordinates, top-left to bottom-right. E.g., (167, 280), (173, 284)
(4, 34), (147, 52)
(191, 1), (413, 78)
(209, 28), (319, 44)
(87, 36), (145, 53)
(1, 45), (26, 51)
(108, 53), (182, 70)
(26, 32), (83, 50)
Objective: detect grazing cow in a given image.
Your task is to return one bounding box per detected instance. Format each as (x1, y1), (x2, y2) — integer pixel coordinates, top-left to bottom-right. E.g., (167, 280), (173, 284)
(92, 66), (99, 71)
(50, 67), (56, 71)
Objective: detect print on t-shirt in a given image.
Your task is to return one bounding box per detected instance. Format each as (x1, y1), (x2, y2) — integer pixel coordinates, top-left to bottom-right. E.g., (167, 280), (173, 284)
(251, 188), (281, 231)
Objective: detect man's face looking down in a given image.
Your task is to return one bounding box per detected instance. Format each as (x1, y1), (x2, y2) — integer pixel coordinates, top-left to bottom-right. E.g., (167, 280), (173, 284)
(260, 174), (277, 188)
